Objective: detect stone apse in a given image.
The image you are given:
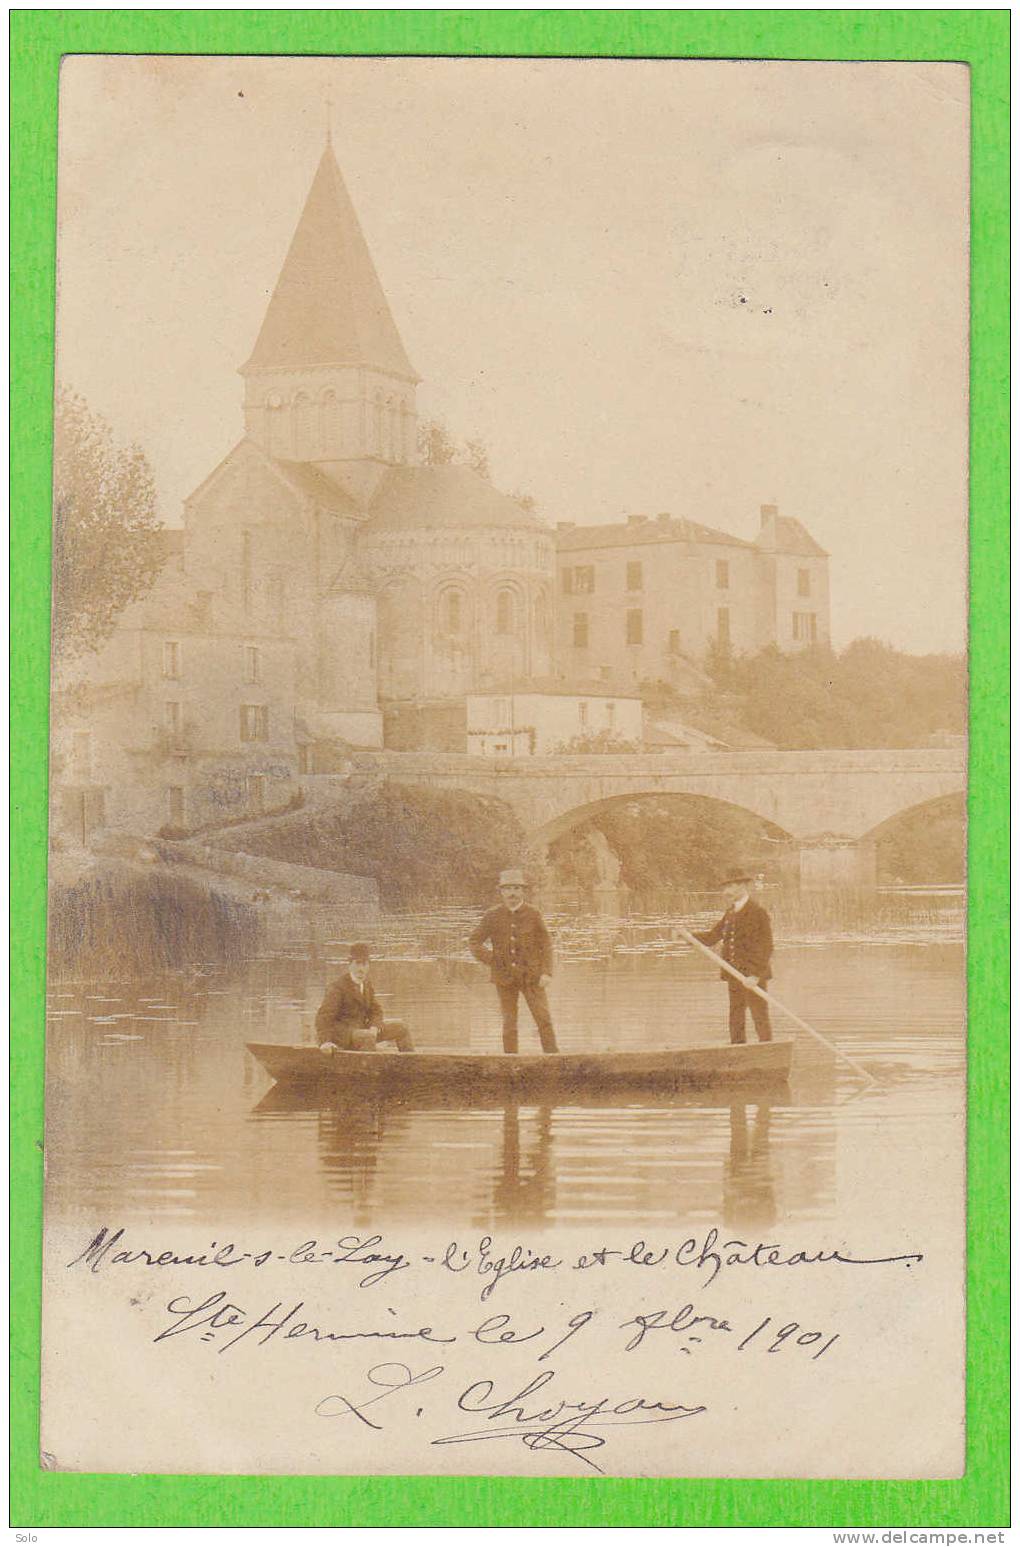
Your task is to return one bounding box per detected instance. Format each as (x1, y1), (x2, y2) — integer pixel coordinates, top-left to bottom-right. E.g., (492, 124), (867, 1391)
(356, 747), (966, 889)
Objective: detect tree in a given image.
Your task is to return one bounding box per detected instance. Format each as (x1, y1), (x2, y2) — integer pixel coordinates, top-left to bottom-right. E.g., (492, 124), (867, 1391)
(52, 390), (164, 660)
(464, 438), (491, 480)
(417, 417), (457, 466)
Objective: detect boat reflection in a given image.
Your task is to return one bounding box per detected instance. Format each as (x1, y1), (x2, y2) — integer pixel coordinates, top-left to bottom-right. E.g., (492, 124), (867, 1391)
(250, 1079), (795, 1228)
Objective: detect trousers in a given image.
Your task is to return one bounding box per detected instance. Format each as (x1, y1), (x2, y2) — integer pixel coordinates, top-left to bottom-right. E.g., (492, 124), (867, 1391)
(496, 981), (558, 1055)
(350, 1018), (414, 1052)
(727, 979), (772, 1045)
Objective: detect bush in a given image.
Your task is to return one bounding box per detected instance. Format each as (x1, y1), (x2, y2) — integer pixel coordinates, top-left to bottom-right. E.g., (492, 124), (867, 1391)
(213, 780), (527, 909)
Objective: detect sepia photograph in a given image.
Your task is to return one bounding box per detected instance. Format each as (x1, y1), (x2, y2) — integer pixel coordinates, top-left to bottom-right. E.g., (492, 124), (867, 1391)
(40, 54), (969, 1480)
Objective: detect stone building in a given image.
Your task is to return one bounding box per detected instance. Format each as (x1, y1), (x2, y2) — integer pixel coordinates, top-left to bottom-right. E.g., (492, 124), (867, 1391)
(555, 503), (830, 689)
(51, 561), (300, 843)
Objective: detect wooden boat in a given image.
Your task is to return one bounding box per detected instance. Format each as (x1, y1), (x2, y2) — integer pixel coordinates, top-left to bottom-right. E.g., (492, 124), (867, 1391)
(246, 1038), (793, 1095)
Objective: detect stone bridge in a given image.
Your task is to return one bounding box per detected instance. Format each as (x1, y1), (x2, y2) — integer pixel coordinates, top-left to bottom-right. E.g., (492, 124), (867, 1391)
(348, 746), (966, 886)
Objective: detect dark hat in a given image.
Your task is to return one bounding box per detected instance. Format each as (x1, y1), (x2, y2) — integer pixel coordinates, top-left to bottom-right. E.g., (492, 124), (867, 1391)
(498, 868), (527, 888)
(349, 942), (371, 961)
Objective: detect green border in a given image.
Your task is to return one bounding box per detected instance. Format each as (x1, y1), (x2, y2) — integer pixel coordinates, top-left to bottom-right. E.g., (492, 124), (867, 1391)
(11, 10), (1009, 1528)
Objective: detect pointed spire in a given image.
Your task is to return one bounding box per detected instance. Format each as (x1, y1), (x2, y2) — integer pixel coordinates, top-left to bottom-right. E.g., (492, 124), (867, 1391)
(243, 144), (418, 380)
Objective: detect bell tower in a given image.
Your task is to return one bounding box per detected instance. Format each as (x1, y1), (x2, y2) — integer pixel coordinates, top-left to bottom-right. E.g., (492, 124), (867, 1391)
(240, 140), (420, 505)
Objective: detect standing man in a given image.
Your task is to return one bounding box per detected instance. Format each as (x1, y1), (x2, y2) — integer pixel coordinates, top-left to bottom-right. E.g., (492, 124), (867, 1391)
(695, 873), (774, 1045)
(316, 943), (414, 1053)
(468, 869), (559, 1055)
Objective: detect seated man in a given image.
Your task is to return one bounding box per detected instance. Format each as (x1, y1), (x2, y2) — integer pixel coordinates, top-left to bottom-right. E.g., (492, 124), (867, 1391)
(315, 943), (414, 1053)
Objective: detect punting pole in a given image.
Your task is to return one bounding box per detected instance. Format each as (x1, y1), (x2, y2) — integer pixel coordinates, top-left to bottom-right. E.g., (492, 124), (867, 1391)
(675, 924), (880, 1087)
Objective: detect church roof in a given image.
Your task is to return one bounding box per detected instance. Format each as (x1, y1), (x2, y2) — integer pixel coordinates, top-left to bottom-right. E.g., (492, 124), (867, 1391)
(243, 144), (418, 381)
(364, 464), (549, 534)
(273, 458), (360, 513)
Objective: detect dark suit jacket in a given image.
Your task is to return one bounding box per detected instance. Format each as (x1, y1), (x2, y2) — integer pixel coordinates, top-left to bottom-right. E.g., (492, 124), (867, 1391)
(468, 904), (553, 987)
(696, 898), (774, 982)
(315, 972), (384, 1047)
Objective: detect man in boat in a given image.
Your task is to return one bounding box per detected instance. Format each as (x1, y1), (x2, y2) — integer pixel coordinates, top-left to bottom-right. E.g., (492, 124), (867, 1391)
(315, 943), (414, 1053)
(695, 873), (774, 1045)
(468, 869), (559, 1055)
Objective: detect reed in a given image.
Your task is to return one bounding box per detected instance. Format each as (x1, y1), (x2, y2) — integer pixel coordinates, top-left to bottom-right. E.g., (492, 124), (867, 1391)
(48, 864), (258, 977)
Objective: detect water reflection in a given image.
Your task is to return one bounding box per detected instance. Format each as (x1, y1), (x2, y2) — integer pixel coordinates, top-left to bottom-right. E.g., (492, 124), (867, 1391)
(44, 942), (963, 1231)
(246, 1079), (812, 1229)
(724, 1102), (776, 1229)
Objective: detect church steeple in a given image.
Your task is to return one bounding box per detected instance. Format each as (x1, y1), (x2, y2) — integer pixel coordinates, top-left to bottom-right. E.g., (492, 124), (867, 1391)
(241, 143), (419, 480)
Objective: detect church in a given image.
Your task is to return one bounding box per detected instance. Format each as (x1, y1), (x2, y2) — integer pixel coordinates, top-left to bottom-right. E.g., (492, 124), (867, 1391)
(183, 139), (556, 757)
(54, 139), (830, 843)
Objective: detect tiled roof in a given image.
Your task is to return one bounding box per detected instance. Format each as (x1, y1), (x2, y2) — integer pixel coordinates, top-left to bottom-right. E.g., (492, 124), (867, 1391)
(273, 459), (360, 513)
(555, 517), (753, 552)
(243, 145), (417, 380)
(364, 464), (549, 534)
(762, 515), (829, 558)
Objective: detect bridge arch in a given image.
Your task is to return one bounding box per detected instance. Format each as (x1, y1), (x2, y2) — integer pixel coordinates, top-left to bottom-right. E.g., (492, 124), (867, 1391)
(530, 789), (794, 852)
(859, 789), (966, 843)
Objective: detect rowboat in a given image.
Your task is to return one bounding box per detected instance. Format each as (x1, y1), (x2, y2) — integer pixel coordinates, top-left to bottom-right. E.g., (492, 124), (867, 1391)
(246, 1038), (793, 1095)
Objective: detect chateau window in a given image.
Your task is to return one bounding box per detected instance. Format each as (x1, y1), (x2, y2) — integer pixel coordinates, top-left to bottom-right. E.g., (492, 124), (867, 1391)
(793, 611), (818, 642)
(240, 704), (269, 743)
(244, 645), (261, 684)
(668, 629), (681, 655)
(268, 575), (285, 624)
(626, 609), (643, 646)
(373, 395), (384, 455)
(573, 612), (589, 649)
(247, 775), (266, 814)
(495, 589), (515, 635)
(626, 561), (643, 592)
(578, 701), (589, 727)
(369, 630), (376, 669)
(167, 786), (185, 827)
(717, 607), (731, 645)
(797, 568), (812, 598)
(716, 559), (730, 590)
(162, 641), (181, 680)
(606, 702), (616, 727)
(563, 565), (594, 595)
(164, 701), (183, 737)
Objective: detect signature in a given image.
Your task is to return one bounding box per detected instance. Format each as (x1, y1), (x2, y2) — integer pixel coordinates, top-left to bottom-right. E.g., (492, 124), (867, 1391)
(316, 1364), (706, 1473)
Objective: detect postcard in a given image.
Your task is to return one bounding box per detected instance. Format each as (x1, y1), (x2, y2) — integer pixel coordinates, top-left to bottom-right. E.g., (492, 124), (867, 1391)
(41, 55), (968, 1478)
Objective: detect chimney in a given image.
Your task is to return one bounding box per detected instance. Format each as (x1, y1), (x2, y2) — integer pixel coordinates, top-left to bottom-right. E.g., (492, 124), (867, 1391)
(758, 503), (779, 548)
(626, 513), (648, 527)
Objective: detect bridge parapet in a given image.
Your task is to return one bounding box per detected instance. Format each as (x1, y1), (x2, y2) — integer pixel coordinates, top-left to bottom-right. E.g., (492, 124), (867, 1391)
(340, 745), (966, 847)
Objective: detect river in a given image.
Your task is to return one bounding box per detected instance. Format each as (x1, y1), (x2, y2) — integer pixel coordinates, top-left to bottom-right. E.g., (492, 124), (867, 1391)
(44, 927), (964, 1236)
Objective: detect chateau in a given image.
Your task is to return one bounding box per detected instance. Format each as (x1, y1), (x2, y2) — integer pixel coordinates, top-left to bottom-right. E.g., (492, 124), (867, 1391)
(54, 142), (830, 842)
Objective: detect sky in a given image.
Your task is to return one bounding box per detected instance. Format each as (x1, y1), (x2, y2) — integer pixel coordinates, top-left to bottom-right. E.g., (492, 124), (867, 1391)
(56, 56), (970, 653)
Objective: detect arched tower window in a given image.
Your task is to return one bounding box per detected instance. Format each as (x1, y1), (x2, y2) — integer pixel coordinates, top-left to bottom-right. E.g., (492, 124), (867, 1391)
(266, 393), (285, 458)
(320, 391), (341, 456)
(293, 392), (313, 460)
(495, 588), (516, 636)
